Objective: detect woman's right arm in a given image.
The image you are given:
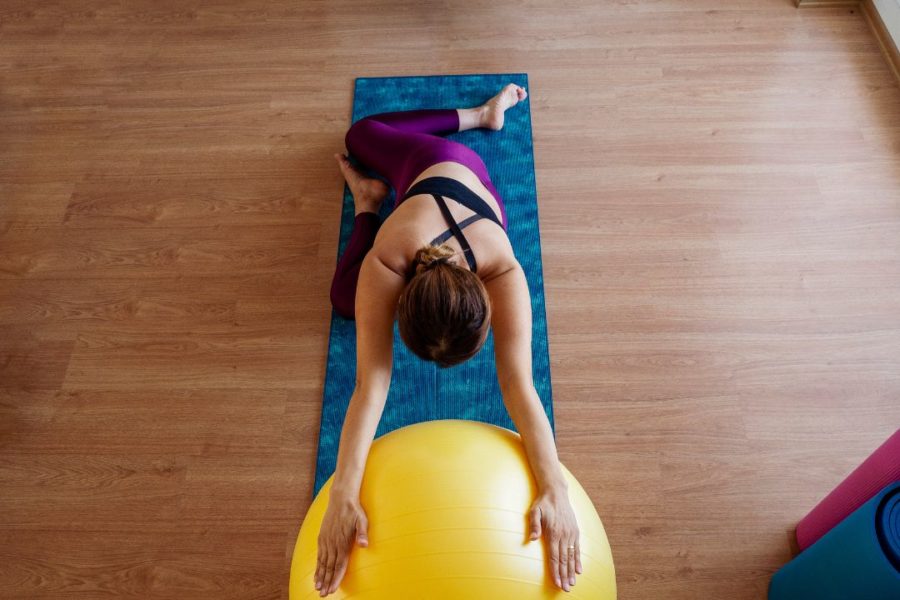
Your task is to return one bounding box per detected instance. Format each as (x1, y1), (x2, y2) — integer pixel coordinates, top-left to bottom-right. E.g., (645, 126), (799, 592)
(315, 251), (406, 597)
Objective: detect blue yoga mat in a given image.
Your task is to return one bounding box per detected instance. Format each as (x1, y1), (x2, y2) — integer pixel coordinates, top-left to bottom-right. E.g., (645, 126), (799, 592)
(769, 481), (900, 600)
(313, 74), (553, 496)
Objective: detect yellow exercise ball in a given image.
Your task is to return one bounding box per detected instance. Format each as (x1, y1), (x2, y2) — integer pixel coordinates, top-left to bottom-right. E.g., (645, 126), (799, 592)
(290, 419), (616, 599)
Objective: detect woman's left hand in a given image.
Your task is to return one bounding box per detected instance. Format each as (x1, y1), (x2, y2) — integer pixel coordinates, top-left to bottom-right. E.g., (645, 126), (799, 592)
(529, 487), (582, 592)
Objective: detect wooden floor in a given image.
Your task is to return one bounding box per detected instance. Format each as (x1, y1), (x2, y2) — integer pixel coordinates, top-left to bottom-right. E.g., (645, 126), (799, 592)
(2, 1), (899, 598)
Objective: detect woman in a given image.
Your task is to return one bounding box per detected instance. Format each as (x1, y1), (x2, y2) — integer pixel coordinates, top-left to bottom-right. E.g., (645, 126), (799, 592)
(315, 84), (582, 596)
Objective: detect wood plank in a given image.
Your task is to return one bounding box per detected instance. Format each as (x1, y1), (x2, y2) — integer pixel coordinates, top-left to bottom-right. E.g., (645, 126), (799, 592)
(2, 1), (900, 598)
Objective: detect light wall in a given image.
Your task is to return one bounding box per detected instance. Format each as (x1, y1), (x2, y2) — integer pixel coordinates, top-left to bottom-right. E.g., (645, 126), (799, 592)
(873, 0), (900, 46)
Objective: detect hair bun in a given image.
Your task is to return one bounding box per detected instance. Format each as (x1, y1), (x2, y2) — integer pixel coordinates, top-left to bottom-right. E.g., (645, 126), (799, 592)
(413, 244), (456, 275)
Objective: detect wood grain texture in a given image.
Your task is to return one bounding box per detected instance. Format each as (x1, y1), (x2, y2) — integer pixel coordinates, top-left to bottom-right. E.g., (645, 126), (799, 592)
(2, 1), (899, 598)
(799, 1), (900, 86)
(797, 1), (861, 8)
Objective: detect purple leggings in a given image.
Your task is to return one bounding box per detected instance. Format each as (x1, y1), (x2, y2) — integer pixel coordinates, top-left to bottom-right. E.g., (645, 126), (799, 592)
(329, 109), (507, 319)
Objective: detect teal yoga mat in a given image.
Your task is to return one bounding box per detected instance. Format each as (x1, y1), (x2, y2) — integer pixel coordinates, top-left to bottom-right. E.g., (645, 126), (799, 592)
(313, 74), (553, 495)
(769, 481), (900, 600)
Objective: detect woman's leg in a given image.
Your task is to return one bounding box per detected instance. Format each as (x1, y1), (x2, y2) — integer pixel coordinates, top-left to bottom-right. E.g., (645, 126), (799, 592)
(344, 109), (461, 197)
(329, 154), (388, 319)
(330, 212), (380, 319)
(344, 84), (528, 202)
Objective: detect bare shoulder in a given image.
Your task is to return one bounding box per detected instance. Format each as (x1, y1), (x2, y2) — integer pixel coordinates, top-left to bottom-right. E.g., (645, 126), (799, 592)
(369, 220), (421, 277)
(477, 230), (519, 283)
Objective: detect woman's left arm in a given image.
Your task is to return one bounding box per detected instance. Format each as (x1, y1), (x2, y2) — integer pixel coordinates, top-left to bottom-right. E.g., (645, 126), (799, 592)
(483, 262), (583, 593)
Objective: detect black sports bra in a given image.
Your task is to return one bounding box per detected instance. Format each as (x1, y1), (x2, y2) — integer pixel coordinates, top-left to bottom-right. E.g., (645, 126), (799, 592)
(401, 177), (504, 274)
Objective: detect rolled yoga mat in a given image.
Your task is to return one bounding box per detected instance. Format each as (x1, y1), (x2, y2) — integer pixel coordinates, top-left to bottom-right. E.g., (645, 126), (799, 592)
(313, 74), (553, 495)
(770, 481), (900, 600)
(796, 429), (900, 550)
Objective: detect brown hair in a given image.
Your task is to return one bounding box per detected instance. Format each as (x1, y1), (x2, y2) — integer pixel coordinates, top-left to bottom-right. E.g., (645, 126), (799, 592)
(398, 244), (492, 368)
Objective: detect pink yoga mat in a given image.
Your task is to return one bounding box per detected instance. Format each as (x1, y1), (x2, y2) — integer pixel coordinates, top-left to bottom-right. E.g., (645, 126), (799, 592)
(796, 428), (900, 551)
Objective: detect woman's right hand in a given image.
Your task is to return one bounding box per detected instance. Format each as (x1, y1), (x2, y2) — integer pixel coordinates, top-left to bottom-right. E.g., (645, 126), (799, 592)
(315, 491), (369, 597)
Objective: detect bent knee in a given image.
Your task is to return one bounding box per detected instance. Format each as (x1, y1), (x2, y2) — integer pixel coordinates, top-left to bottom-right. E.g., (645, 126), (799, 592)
(345, 117), (379, 155)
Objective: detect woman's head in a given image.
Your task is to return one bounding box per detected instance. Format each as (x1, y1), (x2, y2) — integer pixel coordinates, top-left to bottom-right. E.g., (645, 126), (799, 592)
(398, 244), (492, 368)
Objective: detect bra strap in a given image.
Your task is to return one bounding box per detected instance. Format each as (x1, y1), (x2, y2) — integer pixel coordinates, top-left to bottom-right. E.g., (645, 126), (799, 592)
(404, 176), (503, 229)
(430, 214), (484, 246)
(433, 194), (477, 273)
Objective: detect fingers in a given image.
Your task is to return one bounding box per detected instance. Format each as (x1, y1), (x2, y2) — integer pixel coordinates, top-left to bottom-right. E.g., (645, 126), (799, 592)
(314, 543), (328, 593)
(549, 536), (562, 590)
(314, 548), (321, 590)
(328, 553), (349, 595)
(532, 495), (581, 591)
(529, 506), (542, 541)
(567, 537), (577, 587)
(558, 538), (570, 592)
(575, 537), (583, 575)
(315, 539), (347, 597)
(314, 546), (351, 597)
(549, 534), (579, 592)
(320, 546), (337, 597)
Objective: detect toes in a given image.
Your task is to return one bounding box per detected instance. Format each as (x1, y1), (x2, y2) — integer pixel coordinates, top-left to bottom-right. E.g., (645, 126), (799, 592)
(335, 155), (361, 184)
(335, 154), (351, 173)
(501, 84), (526, 106)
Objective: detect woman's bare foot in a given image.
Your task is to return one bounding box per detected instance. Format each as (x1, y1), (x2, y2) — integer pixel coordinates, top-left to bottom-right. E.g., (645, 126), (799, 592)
(480, 84), (528, 131)
(335, 154), (389, 215)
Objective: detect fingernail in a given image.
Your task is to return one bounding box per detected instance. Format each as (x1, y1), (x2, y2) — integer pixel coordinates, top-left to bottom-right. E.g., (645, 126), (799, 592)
(555, 578), (561, 587)
(570, 577), (576, 585)
(315, 581), (321, 590)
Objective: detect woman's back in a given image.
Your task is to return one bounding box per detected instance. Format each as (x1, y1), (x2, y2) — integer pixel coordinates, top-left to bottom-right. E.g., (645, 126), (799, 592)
(370, 160), (517, 282)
